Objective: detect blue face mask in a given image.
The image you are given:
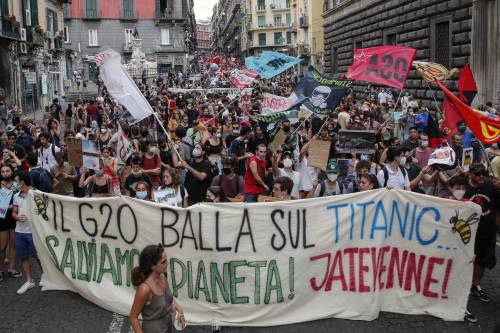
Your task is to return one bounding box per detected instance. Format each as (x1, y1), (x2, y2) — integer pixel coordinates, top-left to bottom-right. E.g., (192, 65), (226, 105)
(136, 191), (148, 199)
(360, 154), (368, 161)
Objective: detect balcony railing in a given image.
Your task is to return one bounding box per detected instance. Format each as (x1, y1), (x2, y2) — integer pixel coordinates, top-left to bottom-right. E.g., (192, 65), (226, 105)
(252, 22), (292, 30)
(270, 2), (290, 10)
(121, 9), (137, 20)
(48, 38), (64, 51)
(25, 27), (45, 46)
(255, 5), (266, 11)
(84, 9), (100, 19)
(0, 18), (21, 40)
(156, 10), (185, 20)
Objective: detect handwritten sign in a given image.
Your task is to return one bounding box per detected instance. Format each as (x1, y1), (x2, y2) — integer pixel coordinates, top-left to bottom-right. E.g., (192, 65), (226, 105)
(0, 188), (13, 219)
(29, 189), (480, 324)
(269, 129), (288, 153)
(67, 138), (83, 167)
(308, 139), (331, 170)
(462, 147), (473, 172)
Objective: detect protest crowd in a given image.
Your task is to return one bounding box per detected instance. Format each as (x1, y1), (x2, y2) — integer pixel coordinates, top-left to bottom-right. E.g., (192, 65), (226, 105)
(0, 53), (498, 325)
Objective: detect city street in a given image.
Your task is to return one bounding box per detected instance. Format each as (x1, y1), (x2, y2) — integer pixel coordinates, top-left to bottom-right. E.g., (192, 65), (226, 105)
(1, 249), (499, 333)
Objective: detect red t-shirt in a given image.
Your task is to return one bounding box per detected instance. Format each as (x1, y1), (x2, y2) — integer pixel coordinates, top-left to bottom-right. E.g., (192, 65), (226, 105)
(142, 154), (161, 187)
(244, 156), (267, 195)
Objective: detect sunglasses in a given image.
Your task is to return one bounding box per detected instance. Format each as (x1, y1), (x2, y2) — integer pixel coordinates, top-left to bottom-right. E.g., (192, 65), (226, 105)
(472, 171), (486, 177)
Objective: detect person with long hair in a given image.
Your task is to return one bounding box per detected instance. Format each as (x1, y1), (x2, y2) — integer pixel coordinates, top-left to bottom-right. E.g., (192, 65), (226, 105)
(129, 244), (186, 333)
(155, 167), (188, 207)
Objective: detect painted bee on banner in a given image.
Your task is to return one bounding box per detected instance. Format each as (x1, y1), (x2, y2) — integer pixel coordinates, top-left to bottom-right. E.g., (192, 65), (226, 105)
(449, 212), (480, 245)
(33, 195), (49, 221)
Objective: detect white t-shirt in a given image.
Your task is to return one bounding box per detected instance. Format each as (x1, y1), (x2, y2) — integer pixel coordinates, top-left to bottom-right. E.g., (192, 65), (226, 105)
(298, 158), (314, 192)
(377, 164), (410, 190)
(276, 168), (301, 199)
(39, 144), (60, 171)
(378, 92), (388, 104)
(14, 192), (30, 233)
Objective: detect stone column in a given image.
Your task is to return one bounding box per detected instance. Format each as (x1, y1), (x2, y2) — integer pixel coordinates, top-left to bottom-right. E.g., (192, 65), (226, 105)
(470, 0), (488, 106)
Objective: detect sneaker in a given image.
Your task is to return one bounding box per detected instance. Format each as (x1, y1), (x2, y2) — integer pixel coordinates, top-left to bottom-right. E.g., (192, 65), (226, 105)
(0, 272), (4, 283)
(16, 281), (35, 295)
(470, 286), (490, 302)
(8, 269), (22, 278)
(39, 274), (44, 287)
(464, 310), (477, 323)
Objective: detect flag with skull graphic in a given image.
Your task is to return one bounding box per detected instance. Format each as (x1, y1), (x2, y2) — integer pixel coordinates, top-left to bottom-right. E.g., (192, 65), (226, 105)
(295, 67), (353, 115)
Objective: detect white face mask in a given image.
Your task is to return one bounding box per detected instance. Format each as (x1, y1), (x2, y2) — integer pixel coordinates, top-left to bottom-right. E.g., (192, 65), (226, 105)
(421, 140), (429, 148)
(452, 190), (465, 201)
(327, 174), (338, 182)
(399, 156), (407, 166)
(192, 148), (202, 158)
(283, 158), (293, 168)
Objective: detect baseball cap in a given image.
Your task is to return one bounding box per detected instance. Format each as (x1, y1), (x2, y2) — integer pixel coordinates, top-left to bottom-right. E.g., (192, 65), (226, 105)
(326, 160), (339, 174)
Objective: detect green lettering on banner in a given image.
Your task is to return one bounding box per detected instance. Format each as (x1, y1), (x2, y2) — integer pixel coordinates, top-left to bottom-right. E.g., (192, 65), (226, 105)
(89, 240), (98, 281)
(97, 243), (118, 284)
(194, 261), (211, 302)
(264, 260), (284, 304)
(60, 238), (76, 278)
(114, 248), (130, 286)
(229, 260), (249, 304)
(248, 260), (267, 304)
(77, 240), (93, 281)
(187, 261), (193, 298)
(45, 235), (60, 266)
(127, 249), (140, 287)
(210, 262), (230, 303)
(170, 258), (187, 297)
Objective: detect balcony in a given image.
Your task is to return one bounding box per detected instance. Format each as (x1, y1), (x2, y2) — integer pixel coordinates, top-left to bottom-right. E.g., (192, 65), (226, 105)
(48, 37), (64, 52)
(255, 5), (266, 12)
(251, 22), (292, 30)
(83, 8), (100, 20)
(121, 9), (137, 21)
(270, 2), (290, 10)
(156, 10), (186, 21)
(0, 17), (21, 40)
(299, 16), (308, 28)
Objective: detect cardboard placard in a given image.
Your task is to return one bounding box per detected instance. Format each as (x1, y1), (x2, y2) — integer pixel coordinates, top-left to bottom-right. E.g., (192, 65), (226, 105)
(67, 138), (83, 167)
(337, 129), (377, 154)
(308, 139), (331, 171)
(257, 195), (286, 202)
(462, 147), (473, 172)
(269, 129), (287, 153)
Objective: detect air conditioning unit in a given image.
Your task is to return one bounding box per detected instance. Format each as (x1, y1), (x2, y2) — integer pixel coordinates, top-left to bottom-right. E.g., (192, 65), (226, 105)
(20, 28), (27, 41)
(19, 42), (28, 54)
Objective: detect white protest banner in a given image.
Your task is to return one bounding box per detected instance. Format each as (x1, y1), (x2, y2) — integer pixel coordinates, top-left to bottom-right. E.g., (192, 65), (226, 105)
(0, 188), (13, 219)
(262, 93), (300, 115)
(168, 88), (253, 96)
(96, 49), (153, 121)
(29, 189), (480, 325)
(230, 69), (257, 89)
(117, 124), (133, 165)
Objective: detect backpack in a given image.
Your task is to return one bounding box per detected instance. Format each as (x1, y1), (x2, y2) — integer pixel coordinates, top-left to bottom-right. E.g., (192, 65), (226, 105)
(382, 165), (407, 187)
(33, 168), (53, 193)
(319, 180), (344, 197)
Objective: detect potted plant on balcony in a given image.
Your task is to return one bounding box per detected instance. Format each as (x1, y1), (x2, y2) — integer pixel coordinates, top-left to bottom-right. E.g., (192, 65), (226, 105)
(34, 25), (44, 33)
(2, 14), (16, 22)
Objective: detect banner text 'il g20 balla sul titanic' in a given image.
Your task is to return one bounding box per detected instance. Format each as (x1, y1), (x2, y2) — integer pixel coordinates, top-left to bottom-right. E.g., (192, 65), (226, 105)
(28, 189), (480, 326)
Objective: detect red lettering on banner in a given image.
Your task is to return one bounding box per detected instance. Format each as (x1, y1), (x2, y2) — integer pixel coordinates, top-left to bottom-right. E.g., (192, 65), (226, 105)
(308, 247), (454, 299)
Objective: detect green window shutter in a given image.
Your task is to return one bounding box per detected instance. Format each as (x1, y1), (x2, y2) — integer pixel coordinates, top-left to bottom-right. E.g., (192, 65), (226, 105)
(258, 15), (265, 27)
(286, 13), (291, 25)
(30, 0), (38, 26)
(156, 0), (161, 17)
(0, 0), (9, 17)
(182, 0), (187, 17)
(53, 11), (58, 32)
(286, 31), (291, 44)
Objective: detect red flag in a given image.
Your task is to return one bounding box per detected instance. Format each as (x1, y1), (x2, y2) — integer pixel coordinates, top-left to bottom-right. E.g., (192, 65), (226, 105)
(440, 98), (463, 139)
(458, 64), (477, 105)
(437, 81), (500, 144)
(347, 46), (416, 89)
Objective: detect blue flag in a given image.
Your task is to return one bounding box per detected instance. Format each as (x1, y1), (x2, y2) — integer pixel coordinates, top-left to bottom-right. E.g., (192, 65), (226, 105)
(245, 51), (302, 79)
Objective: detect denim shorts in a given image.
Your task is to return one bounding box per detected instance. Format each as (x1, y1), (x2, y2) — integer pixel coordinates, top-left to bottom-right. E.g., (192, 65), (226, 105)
(15, 232), (38, 260)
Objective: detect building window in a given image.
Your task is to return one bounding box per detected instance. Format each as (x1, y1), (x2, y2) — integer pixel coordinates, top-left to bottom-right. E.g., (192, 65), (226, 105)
(285, 13), (291, 25)
(160, 28), (170, 45)
(258, 33), (266, 46)
(258, 15), (266, 27)
(354, 40), (362, 50)
(331, 47), (338, 74)
(274, 14), (282, 26)
(125, 28), (134, 48)
(434, 21), (450, 68)
(85, 0), (98, 18)
(22, 0), (40, 26)
(64, 26), (70, 43)
(286, 31), (292, 44)
(257, 0), (265, 11)
(88, 29), (98, 46)
(122, 0), (134, 18)
(385, 32), (397, 46)
(274, 32), (283, 45)
(286, 0), (291, 8)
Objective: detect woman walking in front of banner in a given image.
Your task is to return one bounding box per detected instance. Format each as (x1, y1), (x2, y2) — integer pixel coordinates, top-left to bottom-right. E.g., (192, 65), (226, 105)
(130, 244), (186, 333)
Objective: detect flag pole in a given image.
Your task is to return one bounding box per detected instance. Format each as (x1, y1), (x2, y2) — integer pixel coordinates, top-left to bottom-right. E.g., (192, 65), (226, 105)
(390, 89), (403, 114)
(425, 81), (442, 112)
(478, 141), (495, 176)
(152, 112), (182, 160)
(289, 111), (312, 137)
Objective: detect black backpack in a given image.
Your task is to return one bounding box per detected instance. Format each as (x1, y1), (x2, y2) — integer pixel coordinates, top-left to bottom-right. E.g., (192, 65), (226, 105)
(217, 174), (241, 202)
(319, 180), (344, 197)
(382, 165), (407, 187)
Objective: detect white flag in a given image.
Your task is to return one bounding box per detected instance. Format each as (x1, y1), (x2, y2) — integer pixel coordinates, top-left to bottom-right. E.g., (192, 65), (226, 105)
(96, 49), (153, 121)
(116, 124), (133, 164)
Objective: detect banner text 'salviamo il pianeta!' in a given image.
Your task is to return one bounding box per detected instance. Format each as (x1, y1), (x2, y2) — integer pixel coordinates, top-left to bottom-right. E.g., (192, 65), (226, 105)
(28, 189), (480, 326)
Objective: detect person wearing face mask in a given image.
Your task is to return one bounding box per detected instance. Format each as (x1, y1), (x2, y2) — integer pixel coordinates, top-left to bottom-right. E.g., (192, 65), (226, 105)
(309, 160), (343, 198)
(211, 157), (245, 202)
(124, 156), (153, 198)
(377, 146), (410, 190)
(141, 140), (162, 188)
(224, 121), (241, 148)
(204, 127), (223, 173)
(271, 151), (301, 199)
(409, 133), (433, 168)
(175, 143), (212, 205)
(228, 125), (254, 176)
(133, 181), (151, 201)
